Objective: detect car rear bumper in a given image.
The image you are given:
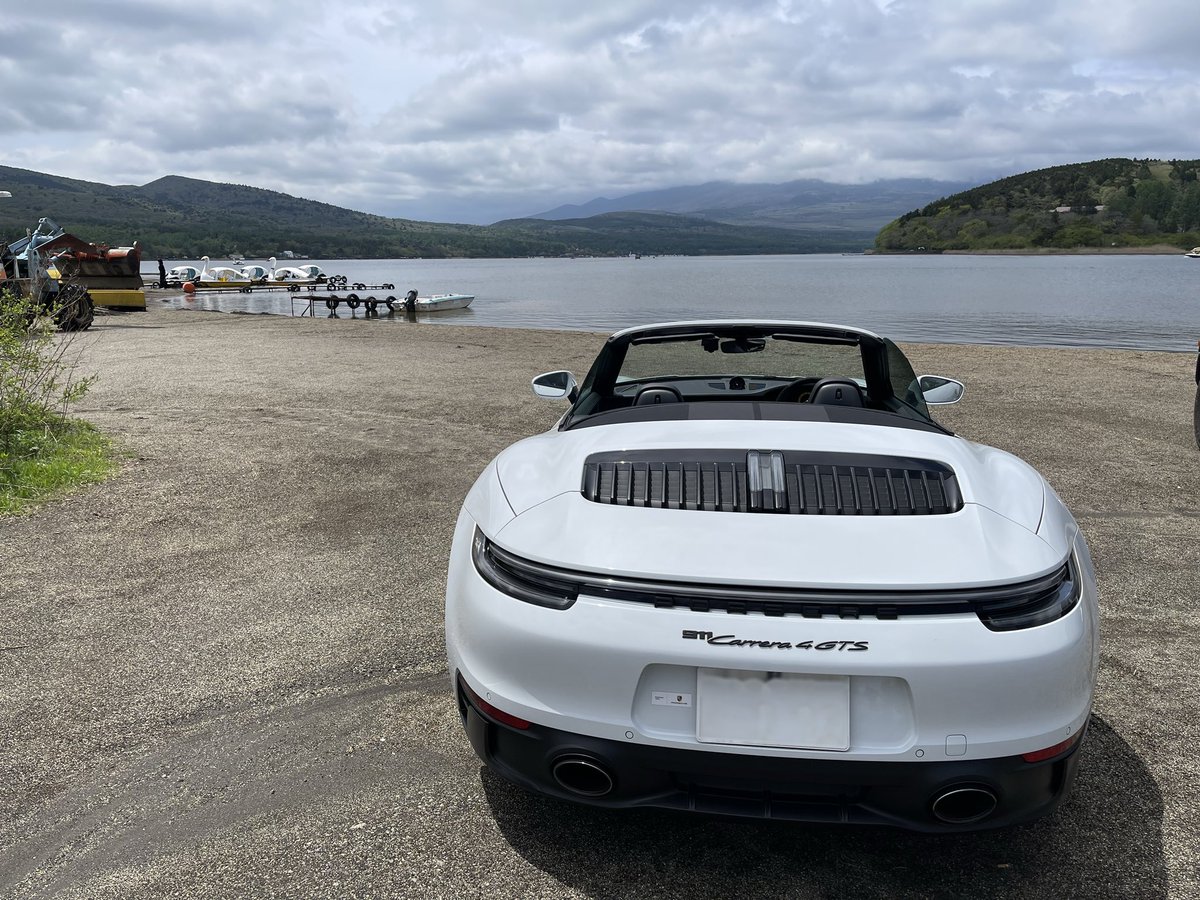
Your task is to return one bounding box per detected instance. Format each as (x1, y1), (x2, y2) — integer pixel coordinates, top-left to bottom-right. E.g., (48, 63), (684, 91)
(447, 514), (1096, 762)
(458, 676), (1083, 832)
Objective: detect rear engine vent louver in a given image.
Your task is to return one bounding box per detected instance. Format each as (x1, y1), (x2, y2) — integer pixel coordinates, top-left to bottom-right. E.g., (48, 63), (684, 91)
(581, 450), (962, 515)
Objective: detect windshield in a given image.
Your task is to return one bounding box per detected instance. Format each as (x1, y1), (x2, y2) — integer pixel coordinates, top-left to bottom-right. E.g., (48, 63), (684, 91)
(618, 334), (867, 383)
(565, 323), (948, 435)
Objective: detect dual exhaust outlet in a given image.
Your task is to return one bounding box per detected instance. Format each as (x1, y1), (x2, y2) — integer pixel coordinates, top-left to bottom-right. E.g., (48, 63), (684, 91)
(552, 754), (998, 826)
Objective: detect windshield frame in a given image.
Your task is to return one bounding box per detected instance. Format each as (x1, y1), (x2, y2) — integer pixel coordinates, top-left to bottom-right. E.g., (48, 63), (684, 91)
(562, 321), (945, 432)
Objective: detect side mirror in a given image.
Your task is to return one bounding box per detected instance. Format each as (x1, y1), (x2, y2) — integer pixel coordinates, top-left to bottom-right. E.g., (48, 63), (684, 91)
(918, 375), (965, 405)
(532, 370), (578, 402)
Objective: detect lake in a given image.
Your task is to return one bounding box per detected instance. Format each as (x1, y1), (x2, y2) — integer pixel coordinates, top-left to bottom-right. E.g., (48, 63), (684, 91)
(152, 254), (1200, 352)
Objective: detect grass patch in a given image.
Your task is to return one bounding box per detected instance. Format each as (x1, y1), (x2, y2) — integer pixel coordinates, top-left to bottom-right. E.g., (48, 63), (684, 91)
(0, 419), (116, 515)
(1, 283), (117, 515)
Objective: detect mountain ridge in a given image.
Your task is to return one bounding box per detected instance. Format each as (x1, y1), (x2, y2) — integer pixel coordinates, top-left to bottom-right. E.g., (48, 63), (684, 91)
(0, 166), (874, 258)
(530, 178), (975, 230)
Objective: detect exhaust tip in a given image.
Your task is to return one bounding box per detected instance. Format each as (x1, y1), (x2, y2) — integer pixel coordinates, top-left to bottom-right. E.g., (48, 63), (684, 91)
(551, 755), (615, 797)
(931, 785), (998, 824)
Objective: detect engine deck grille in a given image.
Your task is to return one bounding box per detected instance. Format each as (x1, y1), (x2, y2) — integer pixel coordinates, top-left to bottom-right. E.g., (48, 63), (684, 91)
(581, 450), (962, 515)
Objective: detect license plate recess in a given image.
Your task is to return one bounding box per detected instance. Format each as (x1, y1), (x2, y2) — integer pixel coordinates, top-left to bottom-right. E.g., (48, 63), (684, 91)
(696, 668), (850, 751)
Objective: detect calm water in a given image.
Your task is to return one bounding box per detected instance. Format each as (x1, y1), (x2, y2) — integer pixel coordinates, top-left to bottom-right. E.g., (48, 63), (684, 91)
(150, 254), (1200, 352)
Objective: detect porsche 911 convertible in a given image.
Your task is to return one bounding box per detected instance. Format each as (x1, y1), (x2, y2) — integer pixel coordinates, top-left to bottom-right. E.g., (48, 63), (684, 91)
(445, 320), (1098, 832)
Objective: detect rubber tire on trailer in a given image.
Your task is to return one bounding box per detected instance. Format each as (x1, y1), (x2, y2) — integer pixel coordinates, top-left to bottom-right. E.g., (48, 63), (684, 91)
(346, 293), (360, 310)
(354, 282), (366, 291)
(366, 299), (377, 313)
(325, 298), (337, 309)
(289, 284), (300, 292)
(385, 295), (397, 312)
(327, 283), (336, 291)
(384, 283), (395, 290)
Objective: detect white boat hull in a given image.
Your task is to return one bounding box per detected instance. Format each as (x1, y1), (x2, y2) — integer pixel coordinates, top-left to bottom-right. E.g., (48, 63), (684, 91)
(417, 293), (474, 311)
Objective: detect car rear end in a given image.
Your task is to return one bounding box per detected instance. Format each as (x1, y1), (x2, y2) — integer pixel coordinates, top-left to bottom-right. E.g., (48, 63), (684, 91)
(446, 444), (1098, 831)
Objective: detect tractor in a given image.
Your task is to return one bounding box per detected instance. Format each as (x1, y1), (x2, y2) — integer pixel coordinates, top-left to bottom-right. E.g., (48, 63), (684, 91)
(1, 219), (97, 331)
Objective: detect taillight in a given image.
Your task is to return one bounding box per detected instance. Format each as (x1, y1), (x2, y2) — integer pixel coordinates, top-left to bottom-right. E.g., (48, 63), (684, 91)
(975, 556), (1082, 631)
(472, 527), (578, 610)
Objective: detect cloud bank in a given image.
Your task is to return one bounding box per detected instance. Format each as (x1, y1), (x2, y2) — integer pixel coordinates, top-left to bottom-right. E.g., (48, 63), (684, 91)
(3, 0), (1199, 223)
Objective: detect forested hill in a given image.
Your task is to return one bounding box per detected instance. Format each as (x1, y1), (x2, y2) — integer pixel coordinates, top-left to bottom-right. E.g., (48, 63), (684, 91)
(875, 159), (1200, 252)
(0, 167), (872, 258)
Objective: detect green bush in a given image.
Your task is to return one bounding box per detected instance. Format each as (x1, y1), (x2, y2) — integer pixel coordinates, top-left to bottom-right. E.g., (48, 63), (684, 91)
(0, 287), (94, 433)
(0, 286), (112, 513)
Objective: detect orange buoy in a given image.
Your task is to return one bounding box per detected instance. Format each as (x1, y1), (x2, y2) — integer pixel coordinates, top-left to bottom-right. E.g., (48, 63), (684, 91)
(183, 281), (195, 293)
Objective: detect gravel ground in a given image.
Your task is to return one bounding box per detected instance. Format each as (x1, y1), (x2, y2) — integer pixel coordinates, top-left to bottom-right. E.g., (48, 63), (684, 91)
(1, 304), (1197, 899)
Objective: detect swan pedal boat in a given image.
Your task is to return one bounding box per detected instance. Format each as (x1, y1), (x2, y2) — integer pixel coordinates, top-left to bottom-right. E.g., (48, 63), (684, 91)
(267, 260), (328, 285)
(187, 257), (330, 288)
(191, 256), (266, 289)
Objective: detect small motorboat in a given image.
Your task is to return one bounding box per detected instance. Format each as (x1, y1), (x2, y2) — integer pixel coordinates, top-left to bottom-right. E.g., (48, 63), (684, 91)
(410, 290), (474, 311)
(1186, 247), (1200, 259)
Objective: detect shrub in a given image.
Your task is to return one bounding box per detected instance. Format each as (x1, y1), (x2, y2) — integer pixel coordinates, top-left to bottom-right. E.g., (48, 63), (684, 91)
(0, 285), (111, 512)
(0, 286), (96, 437)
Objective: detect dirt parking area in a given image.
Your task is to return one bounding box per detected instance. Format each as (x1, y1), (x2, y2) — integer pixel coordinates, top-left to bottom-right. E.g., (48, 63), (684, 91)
(1, 305), (1197, 899)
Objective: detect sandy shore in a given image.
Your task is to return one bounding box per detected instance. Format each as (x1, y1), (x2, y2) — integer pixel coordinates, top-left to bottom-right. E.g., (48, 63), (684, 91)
(1, 304), (1197, 898)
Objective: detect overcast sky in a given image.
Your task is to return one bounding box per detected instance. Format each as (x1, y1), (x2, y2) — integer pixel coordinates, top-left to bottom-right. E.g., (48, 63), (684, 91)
(3, 0), (1200, 224)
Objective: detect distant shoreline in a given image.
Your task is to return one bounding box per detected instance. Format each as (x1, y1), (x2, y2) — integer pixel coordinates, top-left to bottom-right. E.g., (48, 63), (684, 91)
(940, 244), (1189, 256)
(868, 244), (1191, 256)
(902, 244), (1190, 255)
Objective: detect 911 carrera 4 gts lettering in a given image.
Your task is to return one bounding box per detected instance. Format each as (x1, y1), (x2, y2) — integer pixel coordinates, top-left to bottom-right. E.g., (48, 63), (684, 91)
(682, 630), (867, 650)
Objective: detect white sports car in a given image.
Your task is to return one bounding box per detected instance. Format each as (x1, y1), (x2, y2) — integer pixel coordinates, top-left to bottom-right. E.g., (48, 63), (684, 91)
(445, 321), (1098, 832)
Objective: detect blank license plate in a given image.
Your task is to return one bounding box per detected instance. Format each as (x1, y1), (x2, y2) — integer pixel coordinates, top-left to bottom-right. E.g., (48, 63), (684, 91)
(696, 668), (850, 750)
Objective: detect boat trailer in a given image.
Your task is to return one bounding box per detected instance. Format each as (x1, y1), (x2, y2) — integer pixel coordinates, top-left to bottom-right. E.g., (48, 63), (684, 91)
(291, 289), (416, 317)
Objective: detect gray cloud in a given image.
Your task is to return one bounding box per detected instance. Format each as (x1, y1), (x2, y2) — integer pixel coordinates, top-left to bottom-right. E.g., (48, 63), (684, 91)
(3, 0), (1200, 223)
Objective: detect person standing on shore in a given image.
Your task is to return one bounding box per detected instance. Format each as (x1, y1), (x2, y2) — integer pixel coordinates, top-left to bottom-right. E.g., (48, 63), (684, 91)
(157, 259), (167, 288)
(1193, 339), (1199, 449)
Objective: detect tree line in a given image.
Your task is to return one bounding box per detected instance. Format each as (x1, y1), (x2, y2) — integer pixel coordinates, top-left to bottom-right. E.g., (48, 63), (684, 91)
(875, 159), (1200, 252)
